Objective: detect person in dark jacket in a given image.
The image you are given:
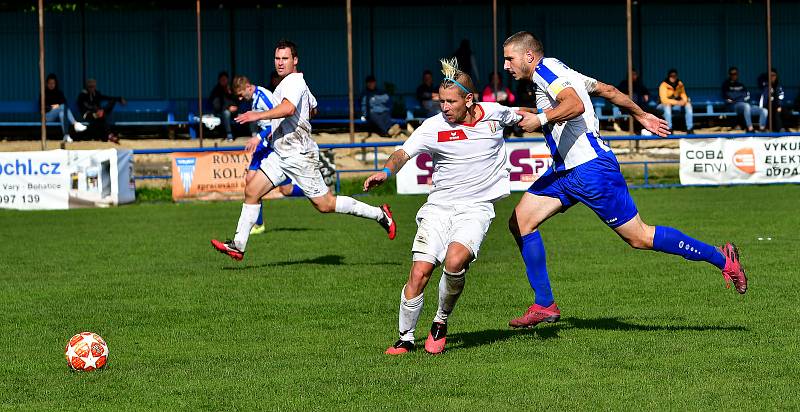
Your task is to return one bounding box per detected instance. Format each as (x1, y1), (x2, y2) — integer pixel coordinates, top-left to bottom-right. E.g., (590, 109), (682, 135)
(416, 70), (440, 117)
(617, 69), (651, 108)
(209, 71), (240, 141)
(77, 78), (125, 143)
(722, 67), (764, 132)
(42, 73), (85, 143)
(759, 69), (786, 132)
(361, 75), (401, 137)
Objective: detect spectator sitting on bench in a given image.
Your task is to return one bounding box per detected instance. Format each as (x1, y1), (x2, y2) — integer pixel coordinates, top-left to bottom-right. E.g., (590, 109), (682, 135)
(759, 69), (786, 132)
(416, 70), (440, 117)
(722, 66), (765, 133)
(617, 69), (659, 135)
(42, 73), (85, 143)
(210, 71), (243, 142)
(658, 68), (694, 134)
(361, 75), (401, 137)
(77, 78), (125, 144)
(481, 71), (515, 106)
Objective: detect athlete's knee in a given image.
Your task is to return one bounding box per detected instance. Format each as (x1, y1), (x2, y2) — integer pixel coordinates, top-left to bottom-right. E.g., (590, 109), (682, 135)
(443, 256), (469, 274)
(313, 195), (336, 213)
(244, 183), (261, 203)
(623, 225), (655, 250)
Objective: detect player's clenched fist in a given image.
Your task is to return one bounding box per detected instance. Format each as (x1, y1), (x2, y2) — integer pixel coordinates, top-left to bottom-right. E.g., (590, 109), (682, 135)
(516, 110), (543, 132)
(363, 171), (388, 192)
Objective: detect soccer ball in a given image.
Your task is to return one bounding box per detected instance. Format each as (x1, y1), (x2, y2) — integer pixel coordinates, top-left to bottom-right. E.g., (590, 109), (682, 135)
(64, 332), (108, 371)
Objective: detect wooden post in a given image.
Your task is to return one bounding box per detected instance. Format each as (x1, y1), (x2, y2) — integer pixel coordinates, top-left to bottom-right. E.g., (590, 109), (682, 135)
(626, 0), (636, 153)
(766, 0), (773, 132)
(492, 0), (498, 101)
(626, 0), (634, 137)
(196, 0), (204, 147)
(38, 0), (46, 150)
(346, 0), (355, 144)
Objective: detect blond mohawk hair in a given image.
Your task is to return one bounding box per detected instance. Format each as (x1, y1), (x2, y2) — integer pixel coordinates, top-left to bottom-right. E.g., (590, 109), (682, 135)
(439, 57), (475, 96)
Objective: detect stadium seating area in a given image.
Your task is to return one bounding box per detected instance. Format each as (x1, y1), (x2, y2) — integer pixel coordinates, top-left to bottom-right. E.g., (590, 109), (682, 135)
(0, 89), (796, 138)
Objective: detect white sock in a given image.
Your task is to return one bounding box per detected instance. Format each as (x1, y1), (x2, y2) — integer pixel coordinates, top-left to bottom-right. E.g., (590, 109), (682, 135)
(399, 286), (424, 342)
(433, 268), (466, 324)
(233, 203), (261, 251)
(334, 196), (383, 220)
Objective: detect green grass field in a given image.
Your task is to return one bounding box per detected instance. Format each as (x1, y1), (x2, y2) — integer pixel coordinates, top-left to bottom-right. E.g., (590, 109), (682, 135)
(1, 185), (798, 410)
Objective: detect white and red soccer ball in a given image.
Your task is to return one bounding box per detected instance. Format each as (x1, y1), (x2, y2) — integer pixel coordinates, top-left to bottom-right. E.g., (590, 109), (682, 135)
(64, 332), (108, 371)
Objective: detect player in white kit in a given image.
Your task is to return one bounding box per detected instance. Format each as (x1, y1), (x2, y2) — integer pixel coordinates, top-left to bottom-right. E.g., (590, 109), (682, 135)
(211, 40), (396, 261)
(364, 58), (522, 355)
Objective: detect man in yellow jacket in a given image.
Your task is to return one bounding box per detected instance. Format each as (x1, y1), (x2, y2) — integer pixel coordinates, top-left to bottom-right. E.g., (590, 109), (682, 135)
(658, 69), (694, 134)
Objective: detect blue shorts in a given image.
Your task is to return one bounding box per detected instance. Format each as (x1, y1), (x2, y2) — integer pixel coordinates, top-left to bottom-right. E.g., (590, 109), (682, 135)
(249, 144), (271, 171)
(249, 145), (292, 186)
(527, 151), (638, 228)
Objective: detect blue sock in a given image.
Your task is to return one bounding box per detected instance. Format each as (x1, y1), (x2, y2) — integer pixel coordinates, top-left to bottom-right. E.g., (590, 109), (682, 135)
(289, 185), (304, 197)
(652, 226), (726, 270)
(521, 231), (555, 307)
(255, 202), (264, 226)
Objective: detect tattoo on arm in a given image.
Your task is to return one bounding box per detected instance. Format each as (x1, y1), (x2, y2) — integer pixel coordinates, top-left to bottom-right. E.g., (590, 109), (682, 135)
(593, 81), (644, 116)
(383, 149), (411, 175)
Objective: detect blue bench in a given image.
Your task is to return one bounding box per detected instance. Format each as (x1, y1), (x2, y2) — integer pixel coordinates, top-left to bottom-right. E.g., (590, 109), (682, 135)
(114, 100), (186, 127)
(312, 97), (404, 128)
(0, 100), (77, 127)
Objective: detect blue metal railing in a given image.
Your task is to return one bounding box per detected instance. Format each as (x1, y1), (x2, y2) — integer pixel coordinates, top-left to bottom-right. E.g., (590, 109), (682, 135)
(131, 132), (798, 191)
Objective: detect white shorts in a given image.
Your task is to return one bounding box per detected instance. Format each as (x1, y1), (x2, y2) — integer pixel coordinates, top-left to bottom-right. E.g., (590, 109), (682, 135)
(260, 151), (329, 198)
(411, 202), (495, 265)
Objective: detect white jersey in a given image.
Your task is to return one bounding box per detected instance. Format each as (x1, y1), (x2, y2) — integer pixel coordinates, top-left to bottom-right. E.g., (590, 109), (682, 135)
(271, 73), (319, 156)
(401, 102), (521, 204)
(250, 85), (276, 146)
(532, 57), (610, 171)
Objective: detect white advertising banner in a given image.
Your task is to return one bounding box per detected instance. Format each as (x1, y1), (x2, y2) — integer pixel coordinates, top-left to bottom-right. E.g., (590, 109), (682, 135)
(680, 136), (800, 185)
(0, 149), (135, 210)
(396, 141), (553, 194)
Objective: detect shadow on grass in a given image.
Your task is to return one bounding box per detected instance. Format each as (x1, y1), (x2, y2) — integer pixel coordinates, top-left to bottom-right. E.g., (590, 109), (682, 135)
(223, 254), (402, 270)
(267, 227), (319, 232)
(447, 316), (748, 351)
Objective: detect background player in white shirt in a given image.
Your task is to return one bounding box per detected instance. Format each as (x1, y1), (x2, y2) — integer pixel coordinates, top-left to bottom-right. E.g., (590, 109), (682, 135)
(364, 59), (521, 355)
(211, 40), (396, 261)
(501, 31), (747, 329)
(231, 76), (299, 236)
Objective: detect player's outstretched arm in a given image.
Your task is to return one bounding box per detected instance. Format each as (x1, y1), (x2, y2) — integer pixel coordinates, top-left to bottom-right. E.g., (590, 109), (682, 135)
(234, 98), (297, 124)
(363, 149), (411, 192)
(591, 81), (670, 137)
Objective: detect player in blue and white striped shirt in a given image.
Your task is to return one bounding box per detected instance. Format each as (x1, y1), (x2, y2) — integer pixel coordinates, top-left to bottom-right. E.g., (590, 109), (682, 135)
(501, 32), (747, 329)
(232, 76), (301, 235)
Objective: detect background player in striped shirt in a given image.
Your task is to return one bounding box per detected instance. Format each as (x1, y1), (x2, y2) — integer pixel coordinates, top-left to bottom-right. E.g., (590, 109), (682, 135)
(501, 31), (747, 328)
(364, 59), (521, 355)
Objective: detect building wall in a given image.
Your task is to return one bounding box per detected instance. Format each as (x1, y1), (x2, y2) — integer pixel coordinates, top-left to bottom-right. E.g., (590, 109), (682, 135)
(0, 2), (797, 108)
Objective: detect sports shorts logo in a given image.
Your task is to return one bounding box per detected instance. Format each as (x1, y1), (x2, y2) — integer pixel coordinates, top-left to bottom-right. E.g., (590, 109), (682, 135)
(437, 129), (468, 142)
(732, 148), (755, 174)
(175, 157), (197, 194)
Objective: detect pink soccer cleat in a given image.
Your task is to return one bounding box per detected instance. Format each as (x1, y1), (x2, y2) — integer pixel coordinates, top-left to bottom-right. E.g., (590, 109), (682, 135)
(385, 339), (414, 355)
(509, 302), (561, 329)
(424, 322), (447, 355)
(211, 239), (244, 261)
(721, 243), (747, 294)
(379, 204), (397, 240)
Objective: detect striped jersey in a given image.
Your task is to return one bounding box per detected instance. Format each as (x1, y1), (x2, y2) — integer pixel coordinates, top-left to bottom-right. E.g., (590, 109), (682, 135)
(532, 57), (610, 171)
(250, 85), (275, 146)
